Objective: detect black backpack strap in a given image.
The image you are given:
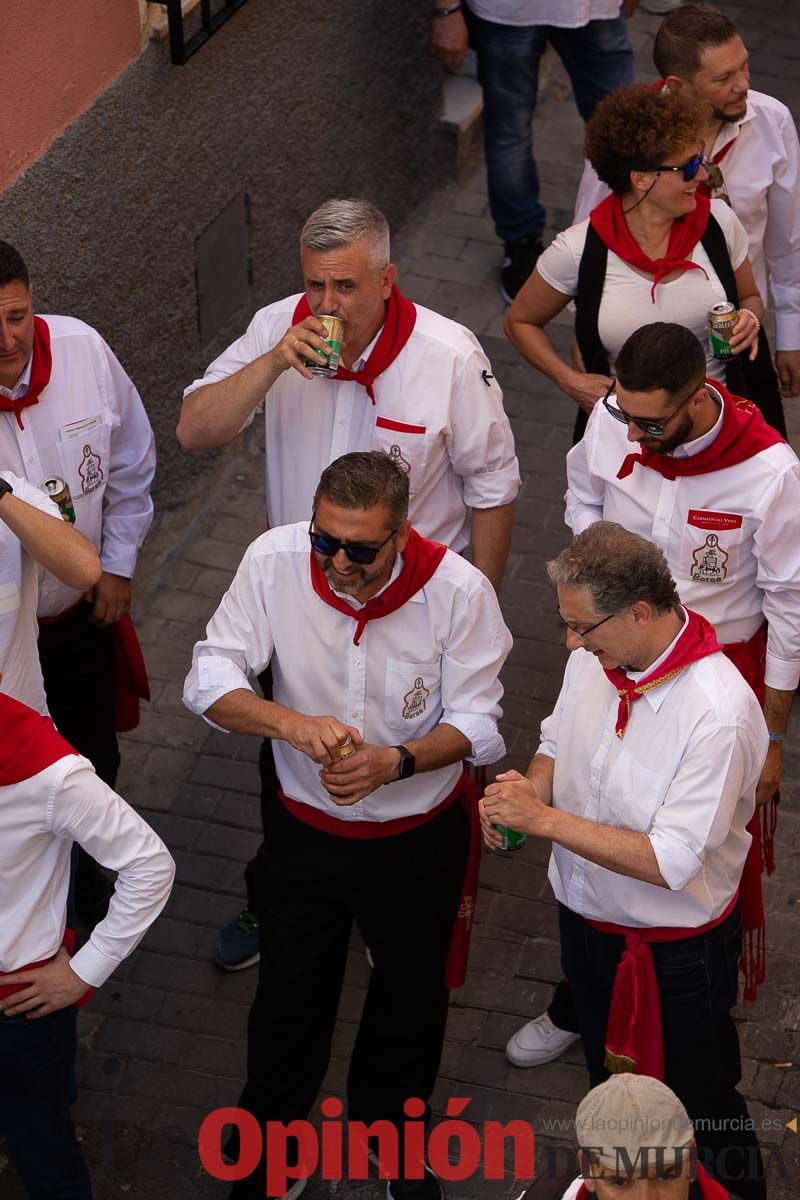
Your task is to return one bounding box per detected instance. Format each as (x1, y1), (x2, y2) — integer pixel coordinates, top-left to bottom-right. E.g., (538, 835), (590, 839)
(573, 224), (611, 442)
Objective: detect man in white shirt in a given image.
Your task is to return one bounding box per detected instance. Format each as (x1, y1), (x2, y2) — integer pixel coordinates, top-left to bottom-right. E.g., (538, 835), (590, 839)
(178, 197), (519, 968)
(183, 451), (511, 1200)
(0, 238), (156, 924)
(481, 523), (767, 1200)
(431, 2), (635, 302)
(0, 471), (101, 714)
(515, 321), (799, 1073)
(573, 4), (800, 396)
(0, 689), (175, 1200)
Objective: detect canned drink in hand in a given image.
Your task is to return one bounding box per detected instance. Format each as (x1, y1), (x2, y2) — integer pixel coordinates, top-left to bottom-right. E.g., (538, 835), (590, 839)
(708, 302), (738, 360)
(40, 476), (76, 524)
(306, 314), (343, 377)
(335, 735), (357, 761)
(496, 825), (527, 852)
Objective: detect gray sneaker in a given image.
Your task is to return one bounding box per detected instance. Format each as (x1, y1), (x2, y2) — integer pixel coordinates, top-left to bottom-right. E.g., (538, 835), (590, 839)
(506, 1011), (580, 1067)
(213, 909), (260, 971)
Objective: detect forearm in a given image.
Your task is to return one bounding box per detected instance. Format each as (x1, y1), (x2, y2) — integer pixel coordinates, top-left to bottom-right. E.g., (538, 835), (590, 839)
(739, 293), (764, 322)
(525, 753), (555, 803)
(471, 502), (515, 593)
(402, 721), (472, 776)
(0, 494), (101, 589)
(205, 688), (301, 740)
(176, 353), (282, 450)
(503, 320), (576, 393)
(543, 806), (668, 888)
(763, 686), (793, 734)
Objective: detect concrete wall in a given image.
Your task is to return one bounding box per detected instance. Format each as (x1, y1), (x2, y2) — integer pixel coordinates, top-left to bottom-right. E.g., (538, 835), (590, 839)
(0, 0), (444, 501)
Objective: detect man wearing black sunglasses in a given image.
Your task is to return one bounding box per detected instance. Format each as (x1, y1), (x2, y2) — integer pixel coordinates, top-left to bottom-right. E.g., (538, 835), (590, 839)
(512, 321), (800, 1075)
(183, 451), (511, 1200)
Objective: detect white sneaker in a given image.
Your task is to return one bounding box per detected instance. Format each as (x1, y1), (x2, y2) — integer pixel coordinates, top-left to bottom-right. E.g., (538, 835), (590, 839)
(506, 1011), (580, 1067)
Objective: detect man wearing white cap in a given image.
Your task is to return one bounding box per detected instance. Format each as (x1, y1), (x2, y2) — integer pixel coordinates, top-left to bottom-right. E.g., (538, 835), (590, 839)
(562, 1074), (740, 1200)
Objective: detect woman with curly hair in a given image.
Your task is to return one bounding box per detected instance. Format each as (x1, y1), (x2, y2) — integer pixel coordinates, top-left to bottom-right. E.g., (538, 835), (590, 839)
(504, 83), (783, 440)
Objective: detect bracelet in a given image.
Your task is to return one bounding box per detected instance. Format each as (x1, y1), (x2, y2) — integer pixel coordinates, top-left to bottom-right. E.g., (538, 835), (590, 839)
(434, 2), (462, 15)
(740, 306), (761, 332)
(768, 731), (786, 743)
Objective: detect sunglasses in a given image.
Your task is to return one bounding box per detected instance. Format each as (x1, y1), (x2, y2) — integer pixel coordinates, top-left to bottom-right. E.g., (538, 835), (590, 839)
(639, 149), (706, 182)
(602, 377), (704, 438)
(308, 518), (398, 565)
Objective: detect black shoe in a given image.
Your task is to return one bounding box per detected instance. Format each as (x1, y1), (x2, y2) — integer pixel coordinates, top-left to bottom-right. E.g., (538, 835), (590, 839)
(500, 235), (544, 305)
(387, 1167), (443, 1200)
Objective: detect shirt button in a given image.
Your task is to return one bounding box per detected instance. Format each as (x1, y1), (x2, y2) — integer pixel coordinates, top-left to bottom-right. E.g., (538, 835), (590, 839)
(353, 659), (360, 667)
(352, 711), (359, 718)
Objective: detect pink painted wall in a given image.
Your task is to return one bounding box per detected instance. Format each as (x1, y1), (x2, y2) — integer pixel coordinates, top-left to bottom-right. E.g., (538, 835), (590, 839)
(0, 0), (142, 193)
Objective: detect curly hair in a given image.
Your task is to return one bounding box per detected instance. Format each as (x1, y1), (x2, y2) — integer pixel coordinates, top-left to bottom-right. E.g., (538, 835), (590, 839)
(584, 83), (711, 196)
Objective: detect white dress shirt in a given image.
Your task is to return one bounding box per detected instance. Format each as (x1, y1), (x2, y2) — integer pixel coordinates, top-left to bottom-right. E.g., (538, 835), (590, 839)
(183, 523), (511, 820)
(540, 630), (767, 927)
(183, 297), (520, 553)
(0, 752), (175, 982)
(0, 315), (156, 617)
(573, 91), (800, 350)
(565, 385), (800, 689)
(467, 1), (621, 27)
(0, 472), (61, 715)
(536, 202), (749, 381)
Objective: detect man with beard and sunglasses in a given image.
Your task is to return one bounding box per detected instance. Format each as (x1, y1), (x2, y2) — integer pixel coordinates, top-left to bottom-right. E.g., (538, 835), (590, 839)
(505, 321), (800, 1080)
(183, 450), (511, 1200)
(574, 3), (800, 399)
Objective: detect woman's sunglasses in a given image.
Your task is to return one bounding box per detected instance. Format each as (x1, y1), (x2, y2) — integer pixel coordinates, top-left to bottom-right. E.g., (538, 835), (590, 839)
(308, 519), (398, 565)
(639, 149), (707, 183)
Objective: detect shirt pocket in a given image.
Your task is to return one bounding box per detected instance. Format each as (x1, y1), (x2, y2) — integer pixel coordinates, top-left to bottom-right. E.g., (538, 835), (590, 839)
(601, 750), (666, 833)
(678, 509), (745, 586)
(56, 415), (112, 506)
(371, 417), (430, 497)
(384, 657), (441, 733)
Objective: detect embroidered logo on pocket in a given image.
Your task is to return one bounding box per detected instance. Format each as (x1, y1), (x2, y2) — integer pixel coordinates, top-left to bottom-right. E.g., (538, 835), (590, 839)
(388, 444), (411, 475)
(403, 677), (429, 719)
(691, 534), (728, 582)
(78, 443), (104, 494)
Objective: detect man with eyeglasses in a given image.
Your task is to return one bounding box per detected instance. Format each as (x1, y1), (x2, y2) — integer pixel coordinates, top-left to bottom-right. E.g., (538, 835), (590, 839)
(183, 450), (511, 1200)
(507, 320), (799, 1075)
(480, 521), (768, 1200)
(574, 3), (800, 398)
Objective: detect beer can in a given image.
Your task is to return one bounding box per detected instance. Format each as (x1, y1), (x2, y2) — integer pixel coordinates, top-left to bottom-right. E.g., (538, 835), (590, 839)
(40, 476), (76, 524)
(306, 314), (343, 377)
(495, 825), (528, 852)
(707, 302), (738, 360)
(335, 735), (357, 761)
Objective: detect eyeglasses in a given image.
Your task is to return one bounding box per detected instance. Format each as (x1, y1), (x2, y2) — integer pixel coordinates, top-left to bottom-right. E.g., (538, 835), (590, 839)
(637, 149), (706, 182)
(557, 610), (618, 640)
(308, 518), (398, 565)
(602, 377), (704, 438)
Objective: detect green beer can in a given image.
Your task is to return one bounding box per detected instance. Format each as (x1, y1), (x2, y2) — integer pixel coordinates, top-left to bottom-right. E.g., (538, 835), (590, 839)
(496, 825), (527, 852)
(40, 476), (76, 524)
(306, 314), (343, 377)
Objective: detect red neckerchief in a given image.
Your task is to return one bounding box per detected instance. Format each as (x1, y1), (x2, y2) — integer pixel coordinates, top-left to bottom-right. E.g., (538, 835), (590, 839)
(309, 526), (446, 645)
(0, 316), (52, 431)
(0, 691), (75, 786)
(617, 381), (785, 481)
(589, 192), (710, 301)
(603, 609), (721, 739)
(292, 284), (416, 403)
(575, 1162), (730, 1200)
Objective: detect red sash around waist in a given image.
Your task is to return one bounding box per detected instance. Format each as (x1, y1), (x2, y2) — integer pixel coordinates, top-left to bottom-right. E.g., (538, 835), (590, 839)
(587, 891), (739, 1079)
(0, 929), (93, 1007)
(279, 770), (480, 989)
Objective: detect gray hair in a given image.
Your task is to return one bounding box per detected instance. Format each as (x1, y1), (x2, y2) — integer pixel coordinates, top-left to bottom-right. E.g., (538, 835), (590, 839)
(313, 451), (409, 529)
(300, 199), (391, 267)
(547, 522), (681, 617)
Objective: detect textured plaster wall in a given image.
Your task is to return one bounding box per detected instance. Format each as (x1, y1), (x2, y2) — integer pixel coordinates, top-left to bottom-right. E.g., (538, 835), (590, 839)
(0, 0), (142, 190)
(0, 0), (443, 500)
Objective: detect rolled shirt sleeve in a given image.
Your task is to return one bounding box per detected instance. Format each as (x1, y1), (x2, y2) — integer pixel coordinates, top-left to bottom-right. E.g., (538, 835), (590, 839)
(182, 305), (280, 429)
(50, 761), (175, 987)
(440, 572), (512, 765)
(753, 465), (800, 690)
(765, 108), (800, 351)
(446, 347), (521, 511)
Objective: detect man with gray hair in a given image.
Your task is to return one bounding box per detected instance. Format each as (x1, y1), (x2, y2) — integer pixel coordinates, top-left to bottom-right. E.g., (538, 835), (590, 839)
(178, 197), (520, 969)
(480, 522), (766, 1200)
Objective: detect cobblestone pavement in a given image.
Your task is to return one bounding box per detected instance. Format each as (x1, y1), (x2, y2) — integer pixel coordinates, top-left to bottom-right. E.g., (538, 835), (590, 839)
(3, 4), (799, 1198)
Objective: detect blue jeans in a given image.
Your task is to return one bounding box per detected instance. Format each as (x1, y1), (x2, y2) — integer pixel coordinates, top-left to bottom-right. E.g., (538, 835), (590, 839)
(0, 1005), (92, 1198)
(465, 5), (633, 241)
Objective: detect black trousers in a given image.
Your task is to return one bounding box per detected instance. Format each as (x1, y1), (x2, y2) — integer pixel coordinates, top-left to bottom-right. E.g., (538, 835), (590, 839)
(0, 1006), (91, 1199)
(558, 902), (765, 1200)
(230, 795), (468, 1198)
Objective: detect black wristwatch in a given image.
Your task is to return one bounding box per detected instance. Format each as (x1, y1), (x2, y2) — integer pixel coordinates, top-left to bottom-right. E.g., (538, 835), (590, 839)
(387, 744), (416, 783)
(0, 477), (13, 502)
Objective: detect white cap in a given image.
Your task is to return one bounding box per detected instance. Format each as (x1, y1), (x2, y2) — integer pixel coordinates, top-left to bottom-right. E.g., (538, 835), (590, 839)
(575, 1075), (695, 1172)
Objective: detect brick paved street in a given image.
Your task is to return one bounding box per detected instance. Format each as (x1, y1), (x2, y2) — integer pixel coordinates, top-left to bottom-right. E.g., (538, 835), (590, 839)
(3, 3), (799, 1198)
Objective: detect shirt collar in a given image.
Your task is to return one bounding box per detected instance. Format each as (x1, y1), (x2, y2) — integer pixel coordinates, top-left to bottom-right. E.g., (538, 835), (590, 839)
(0, 353), (33, 401)
(711, 97), (757, 157)
(350, 323), (383, 372)
(625, 607), (688, 711)
(673, 385), (724, 458)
